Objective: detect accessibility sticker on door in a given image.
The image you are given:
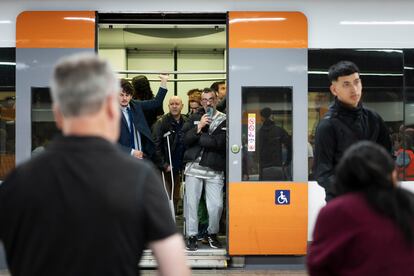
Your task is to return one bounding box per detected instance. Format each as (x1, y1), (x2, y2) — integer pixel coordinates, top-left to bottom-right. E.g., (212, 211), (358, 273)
(275, 190), (290, 205)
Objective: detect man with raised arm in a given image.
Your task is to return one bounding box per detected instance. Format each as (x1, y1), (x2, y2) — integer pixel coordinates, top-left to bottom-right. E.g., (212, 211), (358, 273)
(118, 75), (169, 162)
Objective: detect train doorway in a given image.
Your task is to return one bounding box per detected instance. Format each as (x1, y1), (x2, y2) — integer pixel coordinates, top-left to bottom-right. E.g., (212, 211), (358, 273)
(97, 12), (228, 268)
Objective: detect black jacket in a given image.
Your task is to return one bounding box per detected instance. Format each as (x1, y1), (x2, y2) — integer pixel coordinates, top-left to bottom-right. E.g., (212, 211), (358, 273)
(152, 113), (188, 171)
(216, 98), (226, 114)
(182, 109), (226, 172)
(118, 87), (167, 160)
(144, 105), (164, 130)
(313, 99), (392, 199)
(258, 118), (291, 169)
(313, 98), (392, 200)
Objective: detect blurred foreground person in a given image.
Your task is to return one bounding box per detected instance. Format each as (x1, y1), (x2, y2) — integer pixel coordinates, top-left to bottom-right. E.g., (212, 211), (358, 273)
(308, 141), (414, 276)
(0, 53), (190, 276)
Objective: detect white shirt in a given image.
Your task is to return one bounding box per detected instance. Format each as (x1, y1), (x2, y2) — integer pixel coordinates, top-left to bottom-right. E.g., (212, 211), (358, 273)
(121, 106), (142, 154)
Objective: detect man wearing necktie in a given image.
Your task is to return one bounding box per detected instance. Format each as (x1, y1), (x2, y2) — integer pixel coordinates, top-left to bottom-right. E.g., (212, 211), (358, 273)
(118, 75), (169, 161)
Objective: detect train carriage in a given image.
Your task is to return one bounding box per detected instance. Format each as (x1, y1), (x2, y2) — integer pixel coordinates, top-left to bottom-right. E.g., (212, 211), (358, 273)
(1, 0), (414, 270)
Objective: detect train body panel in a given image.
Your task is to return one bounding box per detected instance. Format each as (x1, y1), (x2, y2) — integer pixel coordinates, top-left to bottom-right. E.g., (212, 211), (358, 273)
(1, 0), (414, 48)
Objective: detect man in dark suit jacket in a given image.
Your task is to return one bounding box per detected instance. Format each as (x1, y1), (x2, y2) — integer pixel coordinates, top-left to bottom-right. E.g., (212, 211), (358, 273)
(118, 75), (168, 161)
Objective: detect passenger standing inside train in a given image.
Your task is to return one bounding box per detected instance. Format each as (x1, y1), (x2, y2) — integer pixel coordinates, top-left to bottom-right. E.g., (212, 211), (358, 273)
(308, 141), (414, 276)
(187, 88), (202, 115)
(118, 77), (168, 162)
(153, 96), (188, 213)
(183, 88), (226, 251)
(211, 81), (226, 113)
(210, 81), (227, 234)
(0, 53), (190, 276)
(313, 61), (392, 201)
(132, 75), (165, 129)
(186, 88), (209, 239)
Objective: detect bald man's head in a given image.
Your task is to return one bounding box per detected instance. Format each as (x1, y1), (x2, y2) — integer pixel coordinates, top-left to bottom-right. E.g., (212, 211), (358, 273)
(168, 96), (183, 118)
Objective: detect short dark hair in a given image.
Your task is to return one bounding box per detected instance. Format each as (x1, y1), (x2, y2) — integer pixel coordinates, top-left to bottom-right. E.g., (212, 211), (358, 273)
(201, 87), (217, 97)
(210, 81), (225, 93)
(260, 107), (272, 119)
(120, 79), (134, 96)
(328, 61), (360, 82)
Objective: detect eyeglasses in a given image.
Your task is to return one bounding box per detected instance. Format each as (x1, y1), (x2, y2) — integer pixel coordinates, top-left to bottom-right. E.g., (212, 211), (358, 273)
(201, 97), (215, 103)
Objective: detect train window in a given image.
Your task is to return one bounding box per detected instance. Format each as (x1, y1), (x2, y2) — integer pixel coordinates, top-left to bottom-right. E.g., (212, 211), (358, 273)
(308, 49), (404, 180)
(31, 87), (60, 156)
(0, 48), (15, 180)
(400, 50), (414, 181)
(241, 87), (292, 182)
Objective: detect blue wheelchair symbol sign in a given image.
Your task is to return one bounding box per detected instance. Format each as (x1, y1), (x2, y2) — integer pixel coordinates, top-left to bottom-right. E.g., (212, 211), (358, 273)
(275, 190), (290, 205)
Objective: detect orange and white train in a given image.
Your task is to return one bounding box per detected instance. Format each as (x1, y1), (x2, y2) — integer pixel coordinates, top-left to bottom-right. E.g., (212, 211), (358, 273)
(1, 0), (414, 268)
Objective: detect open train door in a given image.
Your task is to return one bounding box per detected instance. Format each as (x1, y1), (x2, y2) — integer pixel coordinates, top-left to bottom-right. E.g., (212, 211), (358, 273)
(227, 11), (308, 263)
(16, 11), (96, 165)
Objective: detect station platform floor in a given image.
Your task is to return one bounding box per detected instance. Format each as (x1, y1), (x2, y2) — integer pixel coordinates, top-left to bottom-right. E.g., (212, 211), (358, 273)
(145, 270), (307, 275)
(1, 270), (308, 276)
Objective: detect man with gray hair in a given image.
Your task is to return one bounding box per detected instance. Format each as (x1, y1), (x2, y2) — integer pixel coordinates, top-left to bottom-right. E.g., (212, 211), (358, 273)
(0, 53), (190, 276)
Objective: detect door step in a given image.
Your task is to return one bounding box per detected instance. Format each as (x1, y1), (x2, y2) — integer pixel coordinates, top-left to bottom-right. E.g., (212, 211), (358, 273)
(139, 248), (228, 268)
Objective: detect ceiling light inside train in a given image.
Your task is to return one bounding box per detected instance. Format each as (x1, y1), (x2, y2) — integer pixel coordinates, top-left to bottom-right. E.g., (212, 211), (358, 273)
(229, 18), (286, 24)
(340, 20), (414, 25)
(0, 20), (11, 24)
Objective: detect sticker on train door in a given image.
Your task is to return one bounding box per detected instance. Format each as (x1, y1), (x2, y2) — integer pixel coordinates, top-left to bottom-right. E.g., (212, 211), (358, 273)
(247, 113), (256, 151)
(275, 190), (290, 205)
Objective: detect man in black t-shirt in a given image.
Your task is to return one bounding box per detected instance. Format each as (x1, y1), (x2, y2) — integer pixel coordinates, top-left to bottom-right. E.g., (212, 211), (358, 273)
(0, 53), (190, 276)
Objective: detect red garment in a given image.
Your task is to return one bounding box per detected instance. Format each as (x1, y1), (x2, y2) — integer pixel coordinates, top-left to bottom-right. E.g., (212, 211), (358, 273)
(396, 148), (414, 180)
(308, 193), (414, 276)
